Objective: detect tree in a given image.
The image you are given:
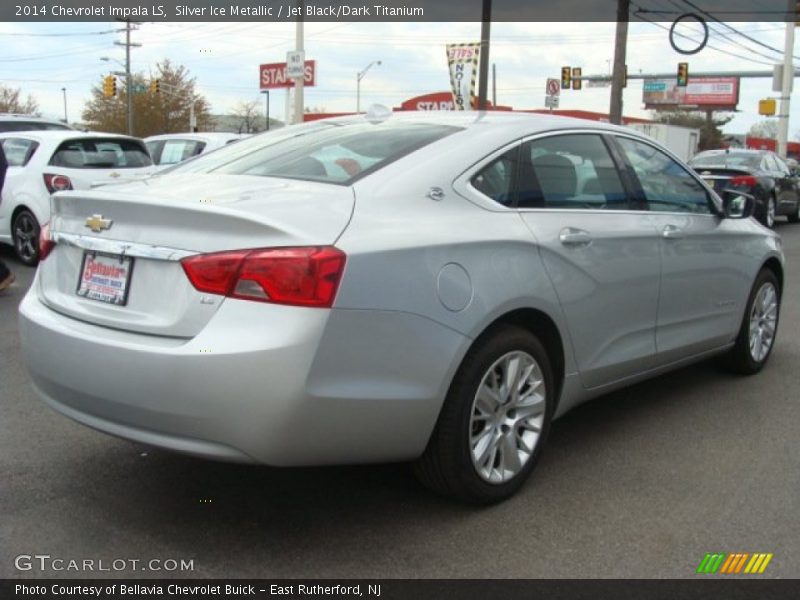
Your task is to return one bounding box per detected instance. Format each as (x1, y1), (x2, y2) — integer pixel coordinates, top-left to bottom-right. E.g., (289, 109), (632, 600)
(748, 120), (779, 139)
(653, 111), (734, 151)
(82, 59), (211, 137)
(231, 100), (263, 134)
(0, 84), (39, 115)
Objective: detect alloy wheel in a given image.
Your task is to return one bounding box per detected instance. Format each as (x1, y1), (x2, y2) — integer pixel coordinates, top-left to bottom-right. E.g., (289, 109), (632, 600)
(749, 282), (778, 363)
(469, 351), (546, 484)
(14, 212), (39, 263)
(766, 198), (776, 228)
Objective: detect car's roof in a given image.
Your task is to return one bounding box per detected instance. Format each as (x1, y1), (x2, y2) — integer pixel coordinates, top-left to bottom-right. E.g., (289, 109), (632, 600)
(145, 132), (245, 142)
(0, 114), (68, 123)
(315, 110), (635, 136)
(0, 130), (141, 142)
(694, 148), (767, 157)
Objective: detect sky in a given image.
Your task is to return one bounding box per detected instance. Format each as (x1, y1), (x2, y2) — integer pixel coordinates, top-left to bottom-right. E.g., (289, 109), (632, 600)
(0, 20), (795, 136)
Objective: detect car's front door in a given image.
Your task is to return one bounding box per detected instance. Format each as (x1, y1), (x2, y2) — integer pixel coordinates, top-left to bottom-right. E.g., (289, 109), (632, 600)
(612, 135), (755, 362)
(514, 133), (662, 389)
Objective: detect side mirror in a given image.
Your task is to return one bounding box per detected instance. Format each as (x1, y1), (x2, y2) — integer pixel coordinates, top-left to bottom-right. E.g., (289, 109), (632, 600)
(721, 189), (755, 219)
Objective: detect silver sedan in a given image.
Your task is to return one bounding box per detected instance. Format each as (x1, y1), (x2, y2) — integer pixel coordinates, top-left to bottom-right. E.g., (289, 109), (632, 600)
(19, 112), (783, 503)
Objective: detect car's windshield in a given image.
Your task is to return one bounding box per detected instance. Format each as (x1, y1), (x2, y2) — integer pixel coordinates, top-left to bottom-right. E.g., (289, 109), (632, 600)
(690, 152), (761, 169)
(166, 119), (463, 184)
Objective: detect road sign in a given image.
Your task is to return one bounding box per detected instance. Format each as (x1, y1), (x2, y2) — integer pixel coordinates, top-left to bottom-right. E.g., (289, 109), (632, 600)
(545, 95), (559, 109)
(259, 60), (316, 89)
(546, 78), (560, 96)
(286, 50), (305, 79)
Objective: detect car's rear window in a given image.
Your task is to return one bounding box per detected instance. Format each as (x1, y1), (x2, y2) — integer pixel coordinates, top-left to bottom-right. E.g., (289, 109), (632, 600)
(0, 121), (72, 132)
(690, 153), (760, 169)
(49, 138), (152, 169)
(167, 120), (462, 184)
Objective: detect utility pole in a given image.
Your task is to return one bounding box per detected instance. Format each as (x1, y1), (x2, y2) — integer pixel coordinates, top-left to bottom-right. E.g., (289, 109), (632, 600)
(293, 0), (304, 125)
(609, 0), (629, 125)
(61, 87), (68, 123)
(777, 0), (795, 157)
(115, 19), (141, 135)
(477, 0), (491, 110)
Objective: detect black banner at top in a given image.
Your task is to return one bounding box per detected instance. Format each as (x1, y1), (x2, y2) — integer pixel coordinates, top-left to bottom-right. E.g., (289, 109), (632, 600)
(1, 0), (795, 22)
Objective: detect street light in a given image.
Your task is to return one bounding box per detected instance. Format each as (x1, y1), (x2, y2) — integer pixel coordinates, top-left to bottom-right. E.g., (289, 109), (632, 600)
(261, 90), (270, 131)
(61, 88), (68, 124)
(356, 60), (381, 114)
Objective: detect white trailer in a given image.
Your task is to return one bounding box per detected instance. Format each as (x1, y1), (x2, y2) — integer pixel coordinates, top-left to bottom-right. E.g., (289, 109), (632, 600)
(627, 123), (700, 163)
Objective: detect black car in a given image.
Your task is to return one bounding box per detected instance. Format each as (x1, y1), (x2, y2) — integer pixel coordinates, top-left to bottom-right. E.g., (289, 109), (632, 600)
(689, 149), (800, 228)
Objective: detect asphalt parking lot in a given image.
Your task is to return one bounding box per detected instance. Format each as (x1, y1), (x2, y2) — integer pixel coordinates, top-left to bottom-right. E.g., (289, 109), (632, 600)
(1, 224), (799, 580)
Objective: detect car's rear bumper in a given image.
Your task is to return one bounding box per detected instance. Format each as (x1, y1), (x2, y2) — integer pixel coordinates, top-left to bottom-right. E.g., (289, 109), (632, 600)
(19, 284), (468, 466)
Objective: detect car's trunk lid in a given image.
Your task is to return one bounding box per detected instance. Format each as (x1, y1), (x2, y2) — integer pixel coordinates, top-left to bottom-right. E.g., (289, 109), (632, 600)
(37, 174), (355, 338)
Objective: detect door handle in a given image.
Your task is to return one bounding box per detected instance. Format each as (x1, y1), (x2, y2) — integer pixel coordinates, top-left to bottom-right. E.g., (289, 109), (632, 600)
(662, 225), (684, 239)
(559, 228), (592, 246)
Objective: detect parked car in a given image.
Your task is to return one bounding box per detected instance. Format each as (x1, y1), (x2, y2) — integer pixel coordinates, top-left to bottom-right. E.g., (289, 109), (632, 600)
(145, 132), (245, 168)
(0, 131), (154, 265)
(689, 148), (800, 228)
(19, 112), (783, 503)
(0, 114), (75, 133)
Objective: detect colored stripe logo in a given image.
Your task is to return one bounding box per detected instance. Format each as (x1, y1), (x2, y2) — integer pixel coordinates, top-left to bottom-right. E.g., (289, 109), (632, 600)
(697, 553), (773, 574)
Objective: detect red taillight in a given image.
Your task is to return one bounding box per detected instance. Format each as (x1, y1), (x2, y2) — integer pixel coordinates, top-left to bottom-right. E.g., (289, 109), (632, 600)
(181, 246), (346, 308)
(729, 175), (758, 188)
(39, 222), (55, 261)
(43, 173), (73, 194)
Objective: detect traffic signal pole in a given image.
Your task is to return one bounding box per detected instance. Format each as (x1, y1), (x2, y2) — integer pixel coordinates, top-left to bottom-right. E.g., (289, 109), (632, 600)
(115, 19), (140, 136)
(777, 0), (795, 158)
(609, 0), (629, 125)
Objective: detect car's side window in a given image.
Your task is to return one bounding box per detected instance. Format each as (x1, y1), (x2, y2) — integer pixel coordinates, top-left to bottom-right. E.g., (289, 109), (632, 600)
(160, 140), (205, 165)
(1, 138), (39, 166)
(616, 137), (711, 214)
(517, 134), (627, 209)
(470, 146), (519, 207)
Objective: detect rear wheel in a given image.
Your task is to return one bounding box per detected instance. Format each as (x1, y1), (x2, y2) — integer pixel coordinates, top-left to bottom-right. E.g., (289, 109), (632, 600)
(722, 269), (780, 374)
(12, 209), (40, 266)
(414, 324), (554, 504)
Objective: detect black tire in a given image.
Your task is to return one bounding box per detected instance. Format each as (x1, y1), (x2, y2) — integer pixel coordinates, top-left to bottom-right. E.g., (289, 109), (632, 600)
(788, 199), (800, 224)
(760, 195), (776, 228)
(12, 209), (40, 266)
(722, 269), (781, 375)
(414, 324), (555, 504)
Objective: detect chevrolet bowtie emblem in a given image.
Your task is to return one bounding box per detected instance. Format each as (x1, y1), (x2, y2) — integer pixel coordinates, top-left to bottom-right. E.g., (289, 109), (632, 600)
(85, 214), (113, 233)
(109, 172), (120, 179)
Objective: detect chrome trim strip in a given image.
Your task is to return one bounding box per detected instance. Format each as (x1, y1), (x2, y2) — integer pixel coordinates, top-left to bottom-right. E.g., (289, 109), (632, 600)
(52, 232), (195, 261)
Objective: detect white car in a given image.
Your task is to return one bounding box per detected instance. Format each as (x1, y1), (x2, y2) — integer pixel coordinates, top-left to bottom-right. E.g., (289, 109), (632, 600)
(145, 132), (245, 168)
(0, 131), (154, 264)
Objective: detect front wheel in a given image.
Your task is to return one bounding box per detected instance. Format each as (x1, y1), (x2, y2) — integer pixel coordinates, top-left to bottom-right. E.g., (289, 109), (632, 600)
(414, 324), (554, 504)
(722, 269), (780, 374)
(12, 209), (40, 266)
(761, 195), (776, 228)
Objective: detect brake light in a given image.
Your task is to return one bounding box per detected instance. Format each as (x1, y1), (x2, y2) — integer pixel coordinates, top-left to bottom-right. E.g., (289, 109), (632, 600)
(181, 246), (346, 308)
(729, 175), (757, 188)
(39, 222), (55, 261)
(43, 173), (73, 193)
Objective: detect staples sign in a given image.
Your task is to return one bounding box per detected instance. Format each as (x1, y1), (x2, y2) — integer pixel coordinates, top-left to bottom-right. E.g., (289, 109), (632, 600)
(259, 60), (316, 89)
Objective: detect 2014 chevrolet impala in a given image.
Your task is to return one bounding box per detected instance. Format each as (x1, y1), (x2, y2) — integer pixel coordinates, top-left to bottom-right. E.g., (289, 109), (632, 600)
(19, 112), (783, 503)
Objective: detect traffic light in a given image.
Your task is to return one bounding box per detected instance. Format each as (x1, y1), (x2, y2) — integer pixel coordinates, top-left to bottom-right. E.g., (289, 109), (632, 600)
(677, 62), (689, 87)
(149, 79), (160, 95)
(572, 67), (582, 90)
(561, 66), (571, 89)
(102, 75), (117, 97)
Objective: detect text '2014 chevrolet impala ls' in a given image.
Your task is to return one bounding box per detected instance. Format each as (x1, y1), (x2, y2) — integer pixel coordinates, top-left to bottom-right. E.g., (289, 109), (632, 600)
(19, 112), (783, 503)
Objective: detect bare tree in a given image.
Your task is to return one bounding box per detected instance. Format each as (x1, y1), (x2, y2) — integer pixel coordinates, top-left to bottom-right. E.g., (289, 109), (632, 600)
(749, 120), (779, 139)
(0, 85), (39, 114)
(231, 100), (262, 134)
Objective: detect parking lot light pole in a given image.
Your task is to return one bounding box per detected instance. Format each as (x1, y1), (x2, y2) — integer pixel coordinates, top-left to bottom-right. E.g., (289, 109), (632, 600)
(261, 90), (270, 131)
(356, 60), (381, 114)
(61, 87), (68, 123)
